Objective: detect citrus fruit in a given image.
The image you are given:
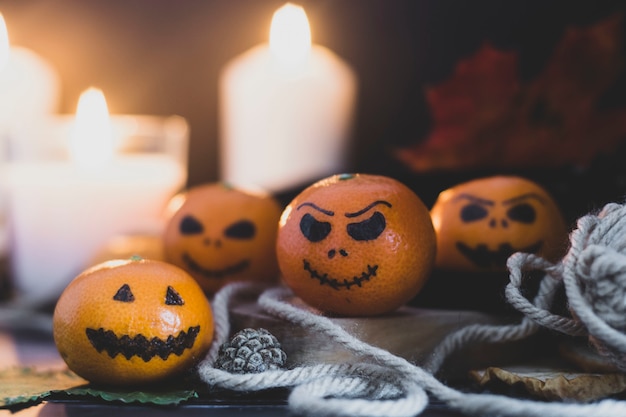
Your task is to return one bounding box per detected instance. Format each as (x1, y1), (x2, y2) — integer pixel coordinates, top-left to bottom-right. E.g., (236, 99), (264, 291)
(276, 173), (436, 316)
(430, 175), (568, 272)
(53, 258), (214, 386)
(163, 182), (283, 294)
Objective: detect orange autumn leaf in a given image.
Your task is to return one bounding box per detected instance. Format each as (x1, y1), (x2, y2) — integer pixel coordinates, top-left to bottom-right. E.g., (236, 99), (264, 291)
(395, 13), (626, 172)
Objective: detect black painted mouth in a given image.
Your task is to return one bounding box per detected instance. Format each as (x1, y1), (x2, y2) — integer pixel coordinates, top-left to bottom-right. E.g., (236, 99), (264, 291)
(456, 241), (543, 269)
(303, 259), (378, 290)
(86, 325), (200, 362)
(182, 253), (250, 280)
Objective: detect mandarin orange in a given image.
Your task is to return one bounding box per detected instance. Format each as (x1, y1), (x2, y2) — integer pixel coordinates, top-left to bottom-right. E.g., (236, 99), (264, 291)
(163, 183), (282, 294)
(276, 173), (436, 316)
(53, 258), (214, 386)
(430, 175), (568, 272)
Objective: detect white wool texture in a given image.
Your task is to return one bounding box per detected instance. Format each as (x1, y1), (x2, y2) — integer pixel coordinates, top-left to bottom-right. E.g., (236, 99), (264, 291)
(197, 201), (626, 417)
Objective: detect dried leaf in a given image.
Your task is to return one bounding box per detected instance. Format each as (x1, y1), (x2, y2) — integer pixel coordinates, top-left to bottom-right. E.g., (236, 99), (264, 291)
(0, 367), (198, 410)
(470, 365), (626, 401)
(64, 386), (198, 405)
(395, 13), (626, 171)
(0, 367), (87, 408)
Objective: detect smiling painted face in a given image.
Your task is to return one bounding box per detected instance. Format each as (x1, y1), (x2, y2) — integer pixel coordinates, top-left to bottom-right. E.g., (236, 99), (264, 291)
(52, 259), (214, 386)
(84, 283), (199, 363)
(430, 176), (568, 272)
(163, 183), (282, 294)
(276, 174), (436, 317)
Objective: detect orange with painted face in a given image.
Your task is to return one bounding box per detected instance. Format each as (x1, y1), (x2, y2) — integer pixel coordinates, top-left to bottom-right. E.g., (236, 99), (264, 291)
(53, 258), (214, 386)
(276, 173), (436, 317)
(430, 176), (568, 272)
(163, 183), (282, 294)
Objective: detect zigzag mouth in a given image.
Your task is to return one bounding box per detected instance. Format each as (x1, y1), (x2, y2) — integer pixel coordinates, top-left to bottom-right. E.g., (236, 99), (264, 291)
(303, 259), (378, 290)
(86, 326), (200, 362)
(456, 240), (543, 268)
(182, 252), (250, 280)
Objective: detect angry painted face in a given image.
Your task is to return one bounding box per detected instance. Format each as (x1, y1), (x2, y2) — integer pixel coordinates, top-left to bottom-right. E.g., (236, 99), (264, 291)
(430, 176), (568, 272)
(298, 199), (390, 290)
(276, 173), (436, 317)
(163, 183), (283, 294)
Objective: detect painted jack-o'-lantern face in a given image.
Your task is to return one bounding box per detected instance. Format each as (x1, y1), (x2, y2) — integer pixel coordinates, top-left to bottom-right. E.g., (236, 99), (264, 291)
(163, 183), (282, 294)
(277, 174), (436, 317)
(53, 258), (214, 386)
(430, 176), (568, 272)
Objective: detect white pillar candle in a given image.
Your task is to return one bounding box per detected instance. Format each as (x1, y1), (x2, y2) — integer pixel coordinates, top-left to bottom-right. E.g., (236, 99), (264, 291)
(0, 13), (61, 257)
(0, 13), (60, 128)
(219, 3), (357, 193)
(3, 88), (188, 304)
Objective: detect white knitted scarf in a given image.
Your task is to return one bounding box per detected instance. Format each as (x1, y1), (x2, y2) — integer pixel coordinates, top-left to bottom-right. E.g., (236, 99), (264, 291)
(197, 201), (626, 417)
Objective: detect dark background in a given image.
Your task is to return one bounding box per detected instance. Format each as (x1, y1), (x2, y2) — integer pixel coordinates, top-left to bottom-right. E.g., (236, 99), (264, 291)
(1, 0), (625, 222)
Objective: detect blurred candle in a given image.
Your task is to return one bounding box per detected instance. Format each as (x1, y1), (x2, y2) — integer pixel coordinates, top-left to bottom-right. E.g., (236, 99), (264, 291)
(69, 88), (114, 169)
(4, 88), (187, 303)
(0, 13), (60, 130)
(0, 14), (8, 70)
(219, 3), (357, 193)
(0, 12), (60, 257)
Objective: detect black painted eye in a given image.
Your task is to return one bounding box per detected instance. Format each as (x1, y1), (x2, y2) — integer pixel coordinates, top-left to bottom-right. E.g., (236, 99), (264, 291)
(507, 203), (536, 224)
(347, 211), (386, 241)
(460, 204), (489, 223)
(165, 286), (184, 306)
(300, 213), (331, 242)
(113, 284), (134, 302)
(224, 220), (256, 239)
(180, 215), (204, 235)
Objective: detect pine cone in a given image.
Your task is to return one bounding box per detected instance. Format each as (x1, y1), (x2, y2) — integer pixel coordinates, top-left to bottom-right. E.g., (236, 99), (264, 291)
(215, 328), (287, 373)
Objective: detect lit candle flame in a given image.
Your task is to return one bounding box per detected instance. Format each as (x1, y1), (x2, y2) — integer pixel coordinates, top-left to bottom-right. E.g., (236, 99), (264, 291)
(70, 87), (114, 170)
(269, 3), (311, 69)
(0, 13), (10, 71)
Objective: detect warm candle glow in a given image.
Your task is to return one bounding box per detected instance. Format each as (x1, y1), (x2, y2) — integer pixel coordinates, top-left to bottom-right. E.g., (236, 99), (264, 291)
(0, 13), (9, 71)
(70, 87), (114, 170)
(219, 1), (356, 192)
(269, 3), (311, 69)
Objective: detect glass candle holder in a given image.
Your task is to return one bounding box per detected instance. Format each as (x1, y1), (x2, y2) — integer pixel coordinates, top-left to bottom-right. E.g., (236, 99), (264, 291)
(1, 114), (189, 304)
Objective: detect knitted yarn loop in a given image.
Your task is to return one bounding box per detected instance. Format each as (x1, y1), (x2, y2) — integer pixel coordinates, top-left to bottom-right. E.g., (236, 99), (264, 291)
(507, 202), (626, 371)
(197, 202), (626, 416)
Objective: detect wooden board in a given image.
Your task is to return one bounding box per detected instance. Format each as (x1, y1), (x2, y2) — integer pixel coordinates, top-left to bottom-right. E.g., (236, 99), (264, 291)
(228, 296), (541, 381)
